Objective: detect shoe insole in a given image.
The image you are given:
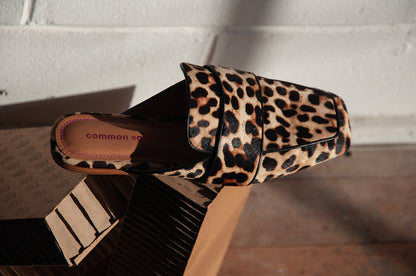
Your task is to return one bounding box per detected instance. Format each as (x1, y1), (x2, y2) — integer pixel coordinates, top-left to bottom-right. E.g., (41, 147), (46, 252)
(55, 114), (202, 164)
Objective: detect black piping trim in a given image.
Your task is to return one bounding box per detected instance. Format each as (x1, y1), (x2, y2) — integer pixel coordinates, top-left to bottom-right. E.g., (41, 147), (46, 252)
(262, 90), (341, 154)
(249, 74), (265, 185)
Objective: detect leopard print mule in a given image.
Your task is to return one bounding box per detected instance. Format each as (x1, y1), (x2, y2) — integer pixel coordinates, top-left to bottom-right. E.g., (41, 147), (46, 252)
(51, 62), (351, 186)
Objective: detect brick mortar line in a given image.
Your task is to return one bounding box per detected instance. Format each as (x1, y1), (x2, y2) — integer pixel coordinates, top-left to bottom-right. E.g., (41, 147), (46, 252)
(0, 23), (415, 34)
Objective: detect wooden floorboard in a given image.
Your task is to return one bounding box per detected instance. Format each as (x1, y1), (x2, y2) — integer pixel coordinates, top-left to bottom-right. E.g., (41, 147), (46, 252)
(219, 145), (416, 275)
(219, 243), (416, 276)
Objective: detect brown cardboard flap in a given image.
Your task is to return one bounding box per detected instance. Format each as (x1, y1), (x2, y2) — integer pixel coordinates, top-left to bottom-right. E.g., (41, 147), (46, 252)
(71, 181), (112, 233)
(184, 185), (252, 276)
(45, 211), (82, 264)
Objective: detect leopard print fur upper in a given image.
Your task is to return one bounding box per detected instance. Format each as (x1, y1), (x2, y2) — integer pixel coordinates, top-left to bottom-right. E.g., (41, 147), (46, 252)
(202, 65), (263, 186)
(168, 63), (351, 186)
(182, 63), (221, 152)
(259, 77), (338, 151)
(51, 63), (351, 186)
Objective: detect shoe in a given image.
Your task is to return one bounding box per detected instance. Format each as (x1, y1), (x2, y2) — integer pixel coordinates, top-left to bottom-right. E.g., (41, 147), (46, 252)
(51, 62), (351, 186)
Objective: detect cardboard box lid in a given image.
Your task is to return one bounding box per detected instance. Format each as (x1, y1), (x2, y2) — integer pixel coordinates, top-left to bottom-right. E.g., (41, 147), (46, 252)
(0, 127), (134, 266)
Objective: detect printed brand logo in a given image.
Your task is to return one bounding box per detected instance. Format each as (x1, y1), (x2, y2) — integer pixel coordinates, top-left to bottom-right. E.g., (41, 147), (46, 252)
(86, 133), (143, 141)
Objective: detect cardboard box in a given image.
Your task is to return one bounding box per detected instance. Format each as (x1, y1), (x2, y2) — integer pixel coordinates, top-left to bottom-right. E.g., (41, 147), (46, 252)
(0, 127), (134, 270)
(106, 175), (251, 276)
(0, 127), (252, 275)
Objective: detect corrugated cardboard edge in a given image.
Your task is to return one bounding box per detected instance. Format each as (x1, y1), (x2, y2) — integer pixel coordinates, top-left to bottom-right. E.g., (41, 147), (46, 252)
(45, 177), (120, 266)
(184, 185), (252, 276)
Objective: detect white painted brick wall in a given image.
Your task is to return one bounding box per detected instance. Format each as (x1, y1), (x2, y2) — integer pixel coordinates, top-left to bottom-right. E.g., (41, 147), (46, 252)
(0, 0), (24, 24)
(1, 0), (415, 145)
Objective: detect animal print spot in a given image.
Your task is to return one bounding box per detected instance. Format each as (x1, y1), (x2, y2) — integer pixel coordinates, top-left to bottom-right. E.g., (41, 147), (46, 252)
(201, 137), (213, 151)
(283, 109), (297, 117)
(255, 106), (263, 126)
(235, 153), (255, 173)
(190, 99), (198, 108)
(286, 164), (300, 173)
(296, 126), (313, 139)
(245, 121), (259, 136)
(297, 114), (309, 122)
(265, 129), (277, 141)
(316, 152), (329, 163)
(289, 91), (300, 101)
(338, 110), (346, 127)
(282, 155), (296, 169)
(251, 138), (262, 152)
(208, 98), (218, 106)
(223, 144), (235, 167)
(224, 93), (230, 104)
(246, 103), (254, 115)
(301, 143), (317, 158)
(226, 73), (243, 85)
(264, 105), (275, 113)
(197, 120), (209, 127)
(276, 86), (287, 96)
(209, 128), (217, 136)
(312, 116), (329, 124)
(231, 96), (239, 110)
(221, 172), (248, 183)
(225, 111), (239, 133)
(209, 158), (222, 176)
(308, 94), (320, 105)
(326, 127), (338, 133)
(209, 83), (222, 97)
(196, 72), (209, 84)
(191, 88), (208, 98)
(300, 105), (316, 113)
(346, 137), (351, 151)
(187, 169), (203, 178)
(262, 157), (277, 171)
(256, 90), (263, 102)
(189, 127), (200, 137)
(264, 78), (274, 85)
(316, 129), (322, 134)
(246, 86), (255, 97)
(275, 99), (287, 109)
(325, 114), (337, 119)
(76, 161), (89, 168)
(199, 105), (210, 115)
(335, 132), (345, 154)
(264, 86), (274, 97)
(327, 139), (335, 150)
(222, 81), (233, 92)
(93, 161), (115, 169)
(246, 78), (256, 85)
(276, 116), (290, 128)
(266, 143), (278, 151)
(237, 88), (244, 98)
(232, 138), (241, 148)
(325, 101), (335, 110)
(276, 126), (290, 138)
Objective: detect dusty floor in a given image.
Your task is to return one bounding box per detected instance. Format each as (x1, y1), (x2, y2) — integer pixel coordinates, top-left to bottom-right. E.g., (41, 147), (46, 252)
(218, 145), (416, 276)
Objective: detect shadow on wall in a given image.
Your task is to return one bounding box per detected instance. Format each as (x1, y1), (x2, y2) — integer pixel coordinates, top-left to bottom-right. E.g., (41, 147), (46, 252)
(0, 86), (135, 128)
(205, 0), (278, 70)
